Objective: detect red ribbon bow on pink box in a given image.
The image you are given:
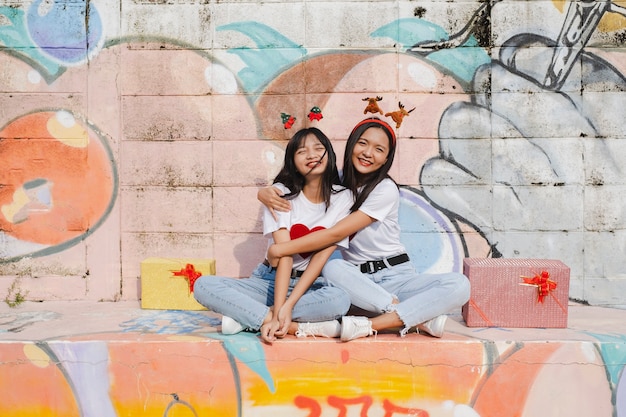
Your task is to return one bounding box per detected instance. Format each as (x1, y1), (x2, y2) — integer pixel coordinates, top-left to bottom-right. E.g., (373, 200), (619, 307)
(521, 270), (557, 303)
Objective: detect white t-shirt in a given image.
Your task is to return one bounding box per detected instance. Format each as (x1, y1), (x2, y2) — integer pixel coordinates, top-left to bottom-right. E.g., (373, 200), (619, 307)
(340, 178), (406, 265)
(263, 183), (353, 271)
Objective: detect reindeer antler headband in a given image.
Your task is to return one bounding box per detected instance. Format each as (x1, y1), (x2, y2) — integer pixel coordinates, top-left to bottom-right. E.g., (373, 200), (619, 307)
(351, 118), (396, 145)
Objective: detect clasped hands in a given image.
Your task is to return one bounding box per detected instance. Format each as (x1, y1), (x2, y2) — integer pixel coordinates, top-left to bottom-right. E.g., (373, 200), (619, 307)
(260, 304), (293, 344)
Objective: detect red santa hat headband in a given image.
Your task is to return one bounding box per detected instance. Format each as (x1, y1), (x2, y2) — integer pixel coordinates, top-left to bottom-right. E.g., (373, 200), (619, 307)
(350, 118), (396, 146)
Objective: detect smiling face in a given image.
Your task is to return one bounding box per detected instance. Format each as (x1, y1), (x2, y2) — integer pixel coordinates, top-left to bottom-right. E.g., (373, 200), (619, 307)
(294, 134), (328, 178)
(351, 126), (390, 176)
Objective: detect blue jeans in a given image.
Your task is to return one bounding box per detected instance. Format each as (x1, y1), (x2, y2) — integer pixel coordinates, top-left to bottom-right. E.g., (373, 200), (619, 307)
(193, 262), (351, 331)
(322, 258), (471, 334)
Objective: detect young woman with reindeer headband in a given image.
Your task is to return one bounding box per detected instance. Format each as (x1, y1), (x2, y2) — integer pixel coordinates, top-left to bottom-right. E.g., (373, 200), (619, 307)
(259, 117), (470, 341)
(195, 127), (355, 344)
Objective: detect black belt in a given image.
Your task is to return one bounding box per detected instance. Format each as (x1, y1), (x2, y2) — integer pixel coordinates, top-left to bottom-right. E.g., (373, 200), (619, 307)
(359, 253), (410, 274)
(262, 259), (304, 278)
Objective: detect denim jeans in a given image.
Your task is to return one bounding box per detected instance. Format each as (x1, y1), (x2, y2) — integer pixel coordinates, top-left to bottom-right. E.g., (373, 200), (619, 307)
(193, 262), (351, 331)
(322, 257), (471, 335)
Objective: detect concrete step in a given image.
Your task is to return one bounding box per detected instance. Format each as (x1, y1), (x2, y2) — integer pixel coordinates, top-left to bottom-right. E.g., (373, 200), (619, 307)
(1, 301), (625, 417)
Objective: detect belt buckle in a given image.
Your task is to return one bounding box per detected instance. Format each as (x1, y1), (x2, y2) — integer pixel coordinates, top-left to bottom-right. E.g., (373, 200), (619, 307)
(362, 260), (386, 274)
(370, 260), (385, 273)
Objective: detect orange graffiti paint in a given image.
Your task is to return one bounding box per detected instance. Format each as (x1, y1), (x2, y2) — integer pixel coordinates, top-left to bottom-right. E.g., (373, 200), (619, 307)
(0, 111), (115, 246)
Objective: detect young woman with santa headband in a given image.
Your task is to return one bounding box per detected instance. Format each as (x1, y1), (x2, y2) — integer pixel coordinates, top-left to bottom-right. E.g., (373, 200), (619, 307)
(259, 117), (470, 341)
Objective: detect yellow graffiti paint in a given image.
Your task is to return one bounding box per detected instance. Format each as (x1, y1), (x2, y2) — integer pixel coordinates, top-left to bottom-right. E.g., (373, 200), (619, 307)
(23, 343), (52, 368)
(1, 186), (29, 223)
(554, 0), (626, 31)
(46, 111), (89, 148)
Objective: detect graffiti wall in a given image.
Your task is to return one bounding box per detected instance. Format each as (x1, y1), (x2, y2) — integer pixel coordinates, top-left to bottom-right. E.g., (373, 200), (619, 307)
(0, 0), (625, 306)
(1, 303), (625, 417)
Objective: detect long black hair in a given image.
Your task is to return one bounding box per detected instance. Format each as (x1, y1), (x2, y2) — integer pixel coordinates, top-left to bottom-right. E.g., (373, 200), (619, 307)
(342, 118), (397, 212)
(273, 127), (342, 209)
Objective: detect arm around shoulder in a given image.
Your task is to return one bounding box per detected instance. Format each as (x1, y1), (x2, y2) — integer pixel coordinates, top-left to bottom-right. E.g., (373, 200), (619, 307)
(258, 186), (291, 215)
(269, 210), (375, 259)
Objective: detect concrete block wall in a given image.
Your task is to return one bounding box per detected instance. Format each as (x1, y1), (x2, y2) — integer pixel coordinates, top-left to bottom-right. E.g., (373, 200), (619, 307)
(0, 0), (625, 307)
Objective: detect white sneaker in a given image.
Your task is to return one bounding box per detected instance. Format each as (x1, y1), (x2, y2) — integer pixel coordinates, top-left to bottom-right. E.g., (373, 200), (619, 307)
(417, 315), (447, 338)
(221, 316), (246, 335)
(340, 316), (376, 341)
(296, 320), (341, 338)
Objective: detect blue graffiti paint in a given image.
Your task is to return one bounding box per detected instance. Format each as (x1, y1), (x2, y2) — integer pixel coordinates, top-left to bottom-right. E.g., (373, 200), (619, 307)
(0, 6), (62, 78)
(584, 332), (626, 388)
(399, 188), (463, 273)
(26, 0), (103, 64)
(373, 18), (449, 48)
(399, 197), (444, 272)
(23, 178), (52, 209)
(39, 341), (117, 417)
(207, 332), (276, 393)
(372, 18), (490, 83)
(426, 38), (490, 84)
(220, 18), (489, 92)
(119, 310), (220, 334)
(218, 21), (306, 93)
(618, 365), (626, 417)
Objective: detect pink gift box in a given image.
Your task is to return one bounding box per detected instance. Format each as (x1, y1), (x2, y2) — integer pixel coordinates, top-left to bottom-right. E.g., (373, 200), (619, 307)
(462, 258), (570, 328)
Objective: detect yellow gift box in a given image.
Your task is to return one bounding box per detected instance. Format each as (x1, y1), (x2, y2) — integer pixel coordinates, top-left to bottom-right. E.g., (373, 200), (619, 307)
(140, 257), (215, 310)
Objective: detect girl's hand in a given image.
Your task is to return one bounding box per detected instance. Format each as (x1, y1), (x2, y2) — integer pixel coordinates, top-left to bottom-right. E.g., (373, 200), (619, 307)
(275, 304), (293, 338)
(258, 186), (291, 220)
(260, 318), (281, 344)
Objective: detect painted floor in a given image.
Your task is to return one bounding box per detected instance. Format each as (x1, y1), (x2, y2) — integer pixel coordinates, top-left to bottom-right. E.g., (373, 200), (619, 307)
(1, 301), (625, 417)
(2, 300), (625, 342)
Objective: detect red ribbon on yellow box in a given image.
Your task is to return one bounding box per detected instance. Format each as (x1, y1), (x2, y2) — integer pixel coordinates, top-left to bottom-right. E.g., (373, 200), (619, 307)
(521, 270), (557, 303)
(172, 264), (202, 293)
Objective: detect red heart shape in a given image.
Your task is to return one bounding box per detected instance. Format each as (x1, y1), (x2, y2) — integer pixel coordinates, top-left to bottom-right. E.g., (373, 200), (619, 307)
(290, 223), (325, 259)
